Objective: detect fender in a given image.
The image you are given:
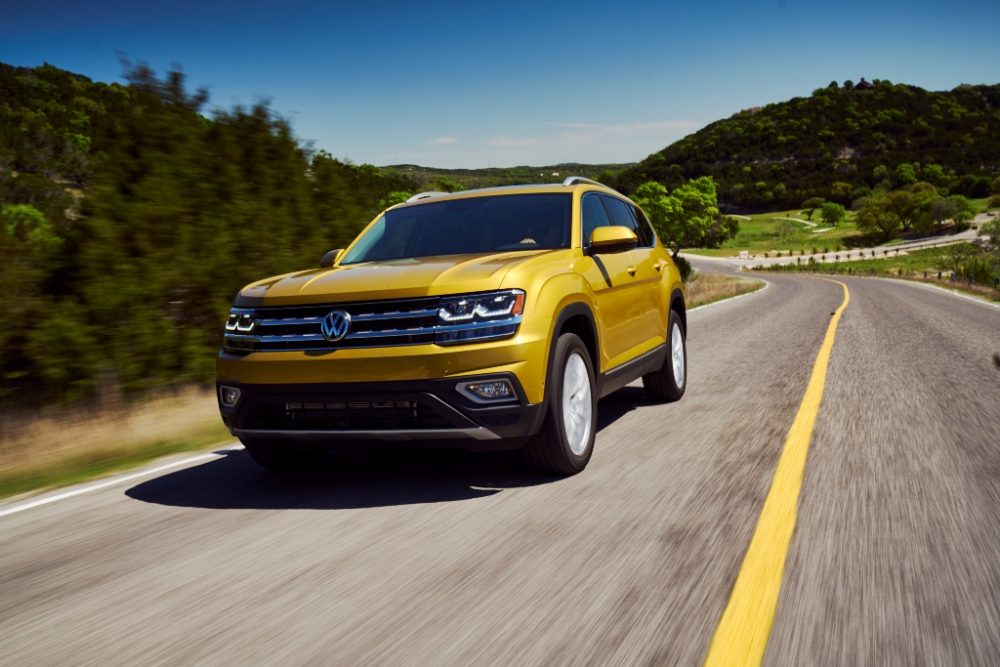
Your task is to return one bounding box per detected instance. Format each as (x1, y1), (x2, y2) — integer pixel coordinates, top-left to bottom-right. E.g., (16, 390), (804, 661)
(669, 287), (687, 334)
(541, 301), (599, 402)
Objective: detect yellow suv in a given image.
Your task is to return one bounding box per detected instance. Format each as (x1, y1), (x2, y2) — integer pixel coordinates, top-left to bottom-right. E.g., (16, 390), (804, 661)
(217, 177), (686, 475)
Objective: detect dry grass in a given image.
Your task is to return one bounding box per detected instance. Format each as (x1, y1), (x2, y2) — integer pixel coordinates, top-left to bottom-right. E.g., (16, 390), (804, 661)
(686, 272), (765, 308)
(0, 387), (230, 499)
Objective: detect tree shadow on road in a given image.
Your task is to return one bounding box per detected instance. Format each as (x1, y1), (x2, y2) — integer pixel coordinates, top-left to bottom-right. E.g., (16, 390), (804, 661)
(125, 387), (648, 511)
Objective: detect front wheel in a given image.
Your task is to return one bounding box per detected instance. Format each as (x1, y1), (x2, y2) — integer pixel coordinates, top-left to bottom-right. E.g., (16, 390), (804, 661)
(522, 333), (597, 475)
(643, 310), (686, 402)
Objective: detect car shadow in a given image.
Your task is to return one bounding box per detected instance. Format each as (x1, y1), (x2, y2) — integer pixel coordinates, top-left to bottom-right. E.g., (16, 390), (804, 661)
(125, 386), (650, 510)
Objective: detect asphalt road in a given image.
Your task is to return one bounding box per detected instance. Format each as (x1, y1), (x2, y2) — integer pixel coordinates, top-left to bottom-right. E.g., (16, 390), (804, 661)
(2, 267), (999, 665)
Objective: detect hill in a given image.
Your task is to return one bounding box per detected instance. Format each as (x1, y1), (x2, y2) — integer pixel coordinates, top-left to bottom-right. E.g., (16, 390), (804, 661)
(614, 79), (1000, 210)
(382, 162), (634, 191)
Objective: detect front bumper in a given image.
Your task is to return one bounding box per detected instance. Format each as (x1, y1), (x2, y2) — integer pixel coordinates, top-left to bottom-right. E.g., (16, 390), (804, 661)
(216, 317), (550, 404)
(217, 374), (546, 450)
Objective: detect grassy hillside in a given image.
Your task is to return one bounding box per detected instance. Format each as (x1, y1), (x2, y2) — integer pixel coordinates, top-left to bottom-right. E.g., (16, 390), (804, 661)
(687, 209), (863, 257)
(614, 79), (1000, 210)
(383, 162), (633, 191)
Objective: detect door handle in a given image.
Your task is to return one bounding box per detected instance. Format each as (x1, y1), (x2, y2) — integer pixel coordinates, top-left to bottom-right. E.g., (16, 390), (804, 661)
(626, 266), (636, 276)
(654, 261), (666, 272)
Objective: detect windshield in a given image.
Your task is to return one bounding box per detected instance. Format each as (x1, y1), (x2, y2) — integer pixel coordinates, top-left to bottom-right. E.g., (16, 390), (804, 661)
(340, 193), (571, 265)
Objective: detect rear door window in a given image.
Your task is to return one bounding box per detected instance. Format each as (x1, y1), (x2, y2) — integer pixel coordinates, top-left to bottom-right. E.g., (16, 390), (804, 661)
(581, 193), (612, 247)
(630, 205), (657, 247)
(601, 195), (653, 247)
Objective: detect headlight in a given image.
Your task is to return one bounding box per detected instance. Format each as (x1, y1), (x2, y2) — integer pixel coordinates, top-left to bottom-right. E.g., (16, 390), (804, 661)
(225, 308), (256, 332)
(438, 290), (524, 322)
(436, 289), (525, 344)
(224, 308), (256, 352)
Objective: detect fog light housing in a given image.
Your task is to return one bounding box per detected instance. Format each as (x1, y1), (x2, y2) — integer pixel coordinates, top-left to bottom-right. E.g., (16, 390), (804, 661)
(457, 379), (516, 403)
(219, 385), (242, 407)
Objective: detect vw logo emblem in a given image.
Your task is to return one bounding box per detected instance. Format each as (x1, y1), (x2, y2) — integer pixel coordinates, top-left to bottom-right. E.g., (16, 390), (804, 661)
(320, 310), (351, 342)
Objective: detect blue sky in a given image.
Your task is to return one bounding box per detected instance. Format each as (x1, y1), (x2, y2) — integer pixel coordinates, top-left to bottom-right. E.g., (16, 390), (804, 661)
(3, 0), (999, 167)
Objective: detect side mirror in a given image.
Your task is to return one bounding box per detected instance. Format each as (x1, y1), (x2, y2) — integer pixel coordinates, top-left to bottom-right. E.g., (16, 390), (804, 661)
(320, 249), (344, 268)
(588, 226), (637, 255)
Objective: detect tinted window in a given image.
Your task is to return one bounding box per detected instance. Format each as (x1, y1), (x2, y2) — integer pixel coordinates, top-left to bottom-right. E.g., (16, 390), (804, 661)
(581, 193), (612, 246)
(341, 193), (571, 264)
(631, 205), (656, 247)
(601, 195), (652, 247)
(600, 195), (655, 248)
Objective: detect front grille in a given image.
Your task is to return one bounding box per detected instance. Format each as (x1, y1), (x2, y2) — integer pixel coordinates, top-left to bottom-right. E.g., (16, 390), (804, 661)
(230, 296), (442, 351)
(245, 397), (453, 431)
(223, 295), (520, 352)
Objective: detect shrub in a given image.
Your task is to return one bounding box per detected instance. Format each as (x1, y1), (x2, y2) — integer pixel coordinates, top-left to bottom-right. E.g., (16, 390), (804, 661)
(674, 254), (694, 282)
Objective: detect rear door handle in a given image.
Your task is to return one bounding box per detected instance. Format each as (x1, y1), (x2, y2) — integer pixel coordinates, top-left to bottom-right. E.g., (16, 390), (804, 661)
(626, 266), (637, 276)
(654, 261), (666, 272)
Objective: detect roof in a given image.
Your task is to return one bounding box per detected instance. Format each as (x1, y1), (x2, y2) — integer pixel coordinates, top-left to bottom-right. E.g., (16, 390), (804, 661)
(392, 176), (623, 209)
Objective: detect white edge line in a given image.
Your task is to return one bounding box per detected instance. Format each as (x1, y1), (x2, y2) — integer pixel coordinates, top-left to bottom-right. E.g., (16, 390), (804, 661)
(689, 277), (770, 313)
(0, 443), (242, 519)
(882, 277), (1000, 310)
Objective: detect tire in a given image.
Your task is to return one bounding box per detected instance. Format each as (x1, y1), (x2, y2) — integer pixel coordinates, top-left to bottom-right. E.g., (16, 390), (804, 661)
(240, 437), (325, 472)
(643, 309), (687, 403)
(522, 333), (597, 475)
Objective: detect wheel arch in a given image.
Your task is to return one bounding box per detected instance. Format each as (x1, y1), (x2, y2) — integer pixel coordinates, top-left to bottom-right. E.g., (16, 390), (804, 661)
(541, 302), (600, 405)
(553, 303), (599, 370)
(669, 288), (686, 335)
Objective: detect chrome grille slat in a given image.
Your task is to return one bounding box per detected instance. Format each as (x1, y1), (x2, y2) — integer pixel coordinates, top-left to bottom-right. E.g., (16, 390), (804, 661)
(255, 308), (438, 327)
(352, 308), (439, 322)
(223, 294), (521, 352)
(228, 316), (521, 345)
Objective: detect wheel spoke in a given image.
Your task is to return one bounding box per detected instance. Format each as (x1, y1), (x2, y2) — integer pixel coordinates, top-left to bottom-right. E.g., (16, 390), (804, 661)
(562, 352), (592, 456)
(671, 322), (685, 389)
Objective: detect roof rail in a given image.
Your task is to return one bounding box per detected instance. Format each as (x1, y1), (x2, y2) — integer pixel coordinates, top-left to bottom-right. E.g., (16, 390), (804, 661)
(562, 176), (605, 187)
(405, 191), (448, 203)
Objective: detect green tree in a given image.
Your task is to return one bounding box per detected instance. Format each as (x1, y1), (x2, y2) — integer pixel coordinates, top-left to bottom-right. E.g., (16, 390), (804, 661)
(922, 163), (947, 186)
(820, 202), (846, 226)
(630, 177), (733, 252)
(829, 181), (852, 203)
(948, 195), (975, 229)
(924, 197), (958, 232)
(856, 193), (901, 240)
(895, 163), (918, 186)
(801, 197), (825, 220)
(0, 62), (417, 404)
(432, 176), (464, 193)
(982, 217), (1000, 247)
(378, 191), (414, 210)
(1, 204), (62, 254)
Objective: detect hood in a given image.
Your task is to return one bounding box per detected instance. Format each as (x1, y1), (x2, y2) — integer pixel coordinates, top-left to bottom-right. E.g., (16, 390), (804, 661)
(235, 251), (552, 306)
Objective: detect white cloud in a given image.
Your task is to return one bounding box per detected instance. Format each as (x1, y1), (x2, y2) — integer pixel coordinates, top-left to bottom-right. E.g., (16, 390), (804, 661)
(426, 136), (458, 145)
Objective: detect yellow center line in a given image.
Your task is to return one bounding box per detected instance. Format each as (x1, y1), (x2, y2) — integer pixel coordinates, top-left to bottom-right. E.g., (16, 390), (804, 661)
(704, 279), (850, 667)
